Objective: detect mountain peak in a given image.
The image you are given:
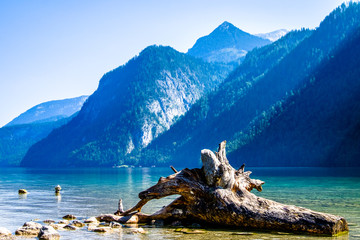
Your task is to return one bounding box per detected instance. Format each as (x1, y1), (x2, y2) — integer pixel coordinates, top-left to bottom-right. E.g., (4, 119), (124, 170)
(218, 21), (235, 30)
(187, 21), (271, 64)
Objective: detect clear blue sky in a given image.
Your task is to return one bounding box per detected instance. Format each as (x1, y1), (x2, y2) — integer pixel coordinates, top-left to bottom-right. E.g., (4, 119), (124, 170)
(0, 0), (347, 127)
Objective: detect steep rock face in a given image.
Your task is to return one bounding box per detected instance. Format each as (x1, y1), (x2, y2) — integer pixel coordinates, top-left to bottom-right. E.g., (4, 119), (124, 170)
(21, 45), (230, 167)
(187, 21), (271, 64)
(137, 29), (313, 167)
(6, 96), (88, 126)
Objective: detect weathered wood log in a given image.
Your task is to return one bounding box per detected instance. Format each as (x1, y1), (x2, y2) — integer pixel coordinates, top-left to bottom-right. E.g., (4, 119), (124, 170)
(114, 141), (348, 236)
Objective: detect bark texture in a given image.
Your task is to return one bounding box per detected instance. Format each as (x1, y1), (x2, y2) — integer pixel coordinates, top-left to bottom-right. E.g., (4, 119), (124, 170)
(113, 141), (348, 236)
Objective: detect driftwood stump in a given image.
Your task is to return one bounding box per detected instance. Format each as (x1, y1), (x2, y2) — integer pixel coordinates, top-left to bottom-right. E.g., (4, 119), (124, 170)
(111, 141), (348, 236)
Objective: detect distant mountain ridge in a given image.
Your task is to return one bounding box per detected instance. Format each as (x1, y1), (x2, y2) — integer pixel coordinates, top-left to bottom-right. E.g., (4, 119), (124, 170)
(187, 21), (271, 64)
(6, 95), (88, 126)
(0, 96), (88, 166)
(255, 29), (289, 42)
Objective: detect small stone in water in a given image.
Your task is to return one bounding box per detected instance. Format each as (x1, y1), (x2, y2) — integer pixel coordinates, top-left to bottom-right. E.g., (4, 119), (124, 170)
(71, 220), (85, 228)
(49, 223), (63, 230)
(54, 185), (61, 193)
(38, 225), (60, 240)
(15, 221), (42, 236)
(43, 219), (55, 224)
(58, 220), (69, 225)
(18, 189), (28, 194)
(63, 214), (76, 220)
(63, 225), (77, 230)
(92, 227), (112, 233)
(84, 217), (98, 224)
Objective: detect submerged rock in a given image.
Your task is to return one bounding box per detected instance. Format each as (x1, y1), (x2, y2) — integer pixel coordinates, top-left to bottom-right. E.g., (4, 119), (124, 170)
(71, 220), (85, 228)
(62, 214), (76, 220)
(43, 219), (55, 224)
(58, 220), (69, 225)
(0, 227), (12, 236)
(84, 217), (98, 224)
(110, 222), (122, 228)
(129, 227), (146, 234)
(15, 221), (42, 236)
(18, 189), (27, 194)
(63, 225), (77, 230)
(49, 223), (64, 230)
(92, 227), (112, 233)
(38, 226), (60, 240)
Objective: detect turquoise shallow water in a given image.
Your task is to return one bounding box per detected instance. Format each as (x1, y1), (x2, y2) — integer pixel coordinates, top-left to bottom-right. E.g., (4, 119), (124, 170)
(0, 167), (359, 239)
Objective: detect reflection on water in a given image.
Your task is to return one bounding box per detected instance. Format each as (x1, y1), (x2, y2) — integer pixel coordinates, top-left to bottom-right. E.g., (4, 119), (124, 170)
(0, 167), (359, 239)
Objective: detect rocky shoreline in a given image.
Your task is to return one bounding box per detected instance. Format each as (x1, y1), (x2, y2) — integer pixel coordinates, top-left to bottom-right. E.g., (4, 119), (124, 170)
(0, 214), (148, 240)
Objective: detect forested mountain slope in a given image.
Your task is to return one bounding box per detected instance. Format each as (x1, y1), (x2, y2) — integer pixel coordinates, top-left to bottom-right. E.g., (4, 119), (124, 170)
(137, 2), (360, 168)
(21, 46), (230, 167)
(229, 26), (360, 167)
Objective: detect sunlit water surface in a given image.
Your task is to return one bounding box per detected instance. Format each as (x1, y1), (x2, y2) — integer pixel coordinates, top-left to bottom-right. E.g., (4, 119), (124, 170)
(0, 167), (359, 239)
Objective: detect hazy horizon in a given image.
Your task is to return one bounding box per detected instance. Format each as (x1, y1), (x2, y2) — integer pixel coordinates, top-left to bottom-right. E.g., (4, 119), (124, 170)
(0, 0), (348, 127)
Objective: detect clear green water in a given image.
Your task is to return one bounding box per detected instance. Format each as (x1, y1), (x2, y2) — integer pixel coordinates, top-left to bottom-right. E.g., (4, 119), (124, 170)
(0, 167), (359, 239)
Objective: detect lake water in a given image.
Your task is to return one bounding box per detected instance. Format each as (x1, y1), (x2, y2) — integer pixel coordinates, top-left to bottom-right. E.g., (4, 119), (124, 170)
(0, 167), (359, 239)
